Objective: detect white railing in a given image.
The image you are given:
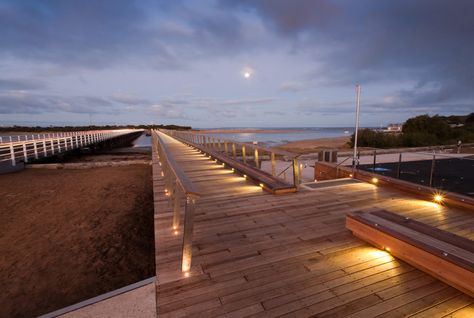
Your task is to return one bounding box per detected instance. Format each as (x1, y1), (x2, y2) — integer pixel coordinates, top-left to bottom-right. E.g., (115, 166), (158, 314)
(0, 129), (140, 167)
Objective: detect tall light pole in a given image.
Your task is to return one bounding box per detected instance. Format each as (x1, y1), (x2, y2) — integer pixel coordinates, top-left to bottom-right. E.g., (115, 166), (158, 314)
(352, 84), (361, 171)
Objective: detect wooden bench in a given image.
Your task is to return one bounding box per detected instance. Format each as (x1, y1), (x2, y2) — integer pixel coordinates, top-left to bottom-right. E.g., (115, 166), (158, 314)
(346, 209), (474, 297)
(175, 138), (296, 194)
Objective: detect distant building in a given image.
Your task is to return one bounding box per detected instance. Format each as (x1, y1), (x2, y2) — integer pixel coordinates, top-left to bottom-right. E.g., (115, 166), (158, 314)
(385, 123), (403, 133)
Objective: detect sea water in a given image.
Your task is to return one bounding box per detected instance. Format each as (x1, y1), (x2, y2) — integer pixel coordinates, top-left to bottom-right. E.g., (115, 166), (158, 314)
(199, 127), (354, 146)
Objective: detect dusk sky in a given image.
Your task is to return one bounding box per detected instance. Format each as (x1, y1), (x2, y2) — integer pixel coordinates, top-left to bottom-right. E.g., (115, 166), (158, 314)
(0, 0), (473, 128)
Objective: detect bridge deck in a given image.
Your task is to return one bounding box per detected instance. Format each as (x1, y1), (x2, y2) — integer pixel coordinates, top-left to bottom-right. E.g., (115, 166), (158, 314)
(153, 133), (473, 317)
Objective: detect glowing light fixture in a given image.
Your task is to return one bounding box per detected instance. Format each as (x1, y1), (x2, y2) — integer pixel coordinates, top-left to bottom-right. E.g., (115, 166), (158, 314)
(433, 194), (444, 204)
(259, 183), (264, 188)
(184, 272), (190, 277)
(371, 177), (378, 184)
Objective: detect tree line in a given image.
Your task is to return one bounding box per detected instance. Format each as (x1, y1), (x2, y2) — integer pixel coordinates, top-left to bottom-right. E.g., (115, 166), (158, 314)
(349, 113), (474, 148)
(0, 124), (192, 133)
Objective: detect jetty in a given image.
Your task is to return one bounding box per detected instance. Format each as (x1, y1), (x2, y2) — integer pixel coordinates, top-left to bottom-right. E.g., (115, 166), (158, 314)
(150, 130), (474, 317)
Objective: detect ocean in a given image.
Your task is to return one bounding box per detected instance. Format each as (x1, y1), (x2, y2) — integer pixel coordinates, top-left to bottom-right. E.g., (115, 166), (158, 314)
(134, 127), (354, 147)
(199, 127), (354, 146)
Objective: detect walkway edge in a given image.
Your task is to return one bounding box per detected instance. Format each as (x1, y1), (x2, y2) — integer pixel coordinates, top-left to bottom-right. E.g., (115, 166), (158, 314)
(37, 277), (156, 318)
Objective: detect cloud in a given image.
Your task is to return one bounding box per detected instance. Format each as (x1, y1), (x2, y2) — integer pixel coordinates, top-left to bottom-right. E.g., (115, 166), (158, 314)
(0, 91), (190, 119)
(0, 78), (46, 91)
(220, 97), (276, 106)
(222, 0), (474, 114)
(278, 81), (307, 92)
(0, 1), (265, 70)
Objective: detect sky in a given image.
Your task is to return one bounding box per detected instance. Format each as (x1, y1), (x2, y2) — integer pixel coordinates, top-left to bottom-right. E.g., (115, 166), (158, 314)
(0, 0), (473, 128)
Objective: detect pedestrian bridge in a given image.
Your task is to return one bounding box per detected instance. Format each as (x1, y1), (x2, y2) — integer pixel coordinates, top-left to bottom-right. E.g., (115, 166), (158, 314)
(0, 129), (142, 173)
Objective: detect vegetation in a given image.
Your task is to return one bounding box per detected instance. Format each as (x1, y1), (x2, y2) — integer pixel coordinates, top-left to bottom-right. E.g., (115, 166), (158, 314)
(0, 124), (192, 133)
(349, 113), (474, 148)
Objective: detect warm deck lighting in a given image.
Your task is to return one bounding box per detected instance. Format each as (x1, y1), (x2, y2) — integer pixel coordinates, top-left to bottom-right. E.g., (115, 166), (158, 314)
(259, 183), (264, 188)
(231, 168), (235, 172)
(184, 272), (190, 277)
(349, 174), (353, 178)
(433, 194), (444, 204)
(371, 177), (378, 184)
(243, 174), (247, 179)
(173, 230), (178, 235)
(385, 247), (391, 252)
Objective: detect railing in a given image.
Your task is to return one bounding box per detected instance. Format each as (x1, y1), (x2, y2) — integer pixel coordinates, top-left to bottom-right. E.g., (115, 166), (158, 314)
(335, 145), (474, 197)
(0, 129), (139, 167)
(152, 130), (200, 273)
(162, 130), (302, 188)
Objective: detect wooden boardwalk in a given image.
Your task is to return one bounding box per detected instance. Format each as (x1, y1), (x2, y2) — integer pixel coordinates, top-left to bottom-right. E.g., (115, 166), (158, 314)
(153, 133), (474, 317)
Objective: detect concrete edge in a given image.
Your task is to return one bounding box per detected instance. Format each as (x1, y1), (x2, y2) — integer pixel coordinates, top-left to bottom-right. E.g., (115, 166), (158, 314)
(38, 276), (156, 318)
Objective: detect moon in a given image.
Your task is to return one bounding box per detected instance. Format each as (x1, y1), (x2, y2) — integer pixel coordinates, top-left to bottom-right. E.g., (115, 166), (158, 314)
(242, 66), (253, 79)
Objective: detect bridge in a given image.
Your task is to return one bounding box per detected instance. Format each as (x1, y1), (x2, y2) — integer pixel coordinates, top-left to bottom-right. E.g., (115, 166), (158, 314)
(0, 129), (143, 173)
(151, 129), (474, 317)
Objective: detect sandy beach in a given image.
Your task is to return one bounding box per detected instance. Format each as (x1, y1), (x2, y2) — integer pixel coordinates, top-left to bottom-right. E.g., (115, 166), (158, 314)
(0, 163), (155, 317)
(275, 136), (351, 154)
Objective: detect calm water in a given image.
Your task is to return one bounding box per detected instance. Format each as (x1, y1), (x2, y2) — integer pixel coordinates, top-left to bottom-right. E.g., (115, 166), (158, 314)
(133, 134), (152, 147)
(200, 127), (354, 146)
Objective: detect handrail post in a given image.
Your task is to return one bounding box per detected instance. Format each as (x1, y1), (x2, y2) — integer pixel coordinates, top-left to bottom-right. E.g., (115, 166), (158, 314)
(254, 148), (259, 168)
(232, 143), (236, 159)
(242, 145), (246, 164)
(181, 194), (197, 273)
(10, 143), (16, 166)
(224, 141), (228, 155)
(429, 153), (435, 188)
(271, 152), (276, 176)
(373, 150), (376, 171)
(33, 141), (38, 159)
(292, 158), (300, 186)
(172, 180), (181, 230)
(397, 153), (402, 178)
(22, 142), (28, 163)
(43, 140), (47, 156)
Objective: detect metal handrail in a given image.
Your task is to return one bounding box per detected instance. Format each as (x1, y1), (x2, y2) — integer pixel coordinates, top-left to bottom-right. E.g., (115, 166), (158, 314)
(152, 130), (200, 274)
(163, 129), (302, 187)
(153, 131), (200, 197)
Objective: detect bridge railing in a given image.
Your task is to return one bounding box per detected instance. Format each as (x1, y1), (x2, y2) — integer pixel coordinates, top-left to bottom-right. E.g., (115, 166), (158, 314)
(152, 130), (200, 273)
(162, 130), (302, 188)
(0, 129), (139, 167)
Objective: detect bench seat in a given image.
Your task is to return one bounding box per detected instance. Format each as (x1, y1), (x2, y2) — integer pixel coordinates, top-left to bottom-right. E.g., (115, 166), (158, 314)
(346, 209), (474, 297)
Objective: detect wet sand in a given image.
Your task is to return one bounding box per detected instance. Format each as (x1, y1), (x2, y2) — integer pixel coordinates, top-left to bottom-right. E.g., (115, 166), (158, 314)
(275, 136), (351, 154)
(0, 164), (155, 318)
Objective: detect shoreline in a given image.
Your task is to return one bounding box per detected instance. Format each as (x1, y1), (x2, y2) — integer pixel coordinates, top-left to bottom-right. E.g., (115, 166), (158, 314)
(193, 128), (307, 134)
(274, 136), (351, 154)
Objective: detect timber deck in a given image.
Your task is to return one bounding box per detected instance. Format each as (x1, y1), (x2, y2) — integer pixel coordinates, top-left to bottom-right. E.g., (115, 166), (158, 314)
(153, 133), (474, 317)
